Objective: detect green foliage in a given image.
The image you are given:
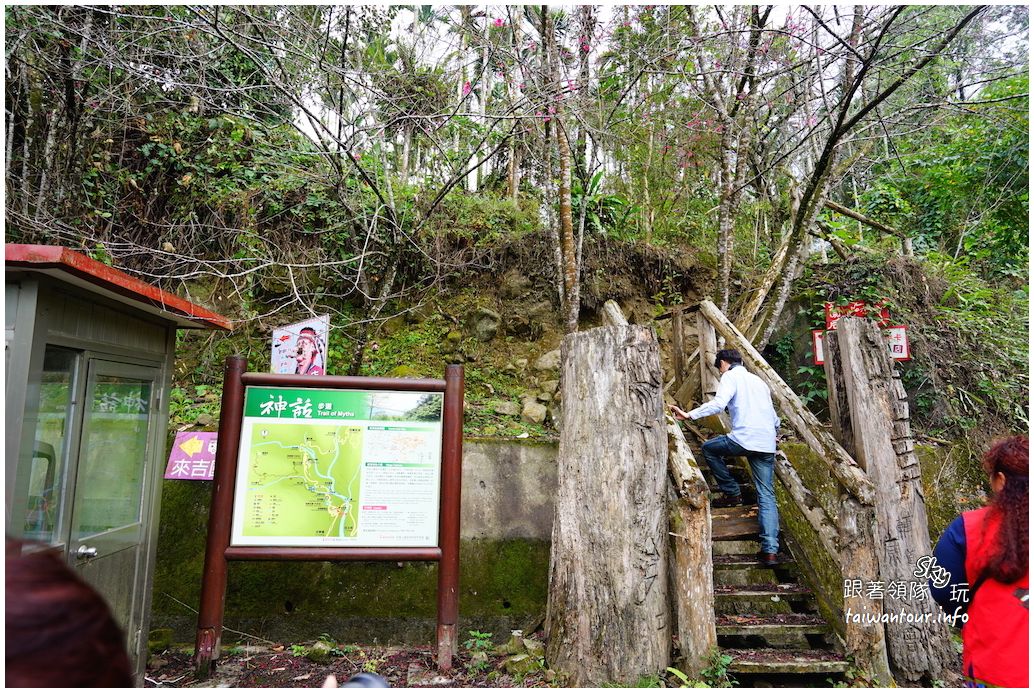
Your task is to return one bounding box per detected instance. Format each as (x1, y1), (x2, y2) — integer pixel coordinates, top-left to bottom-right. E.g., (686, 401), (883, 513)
(825, 662), (880, 688)
(919, 252), (1029, 435)
(462, 630), (494, 652)
(862, 75), (1028, 278)
(664, 667), (693, 687)
(422, 190), (537, 244)
(318, 633), (349, 657)
(797, 252), (1027, 442)
(573, 170), (638, 240)
(795, 361), (828, 407)
(697, 651), (736, 688)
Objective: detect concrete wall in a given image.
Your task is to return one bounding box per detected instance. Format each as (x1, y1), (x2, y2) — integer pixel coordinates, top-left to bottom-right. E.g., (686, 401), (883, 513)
(460, 437), (557, 540)
(149, 437), (558, 645)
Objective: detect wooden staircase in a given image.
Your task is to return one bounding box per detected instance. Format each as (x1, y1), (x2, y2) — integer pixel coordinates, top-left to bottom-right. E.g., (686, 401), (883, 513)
(711, 502), (849, 682)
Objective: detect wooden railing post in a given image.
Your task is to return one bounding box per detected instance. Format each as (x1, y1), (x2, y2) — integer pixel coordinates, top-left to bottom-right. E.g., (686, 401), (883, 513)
(666, 418), (716, 676)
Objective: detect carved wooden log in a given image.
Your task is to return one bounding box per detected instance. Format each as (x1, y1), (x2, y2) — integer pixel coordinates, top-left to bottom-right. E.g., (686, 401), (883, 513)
(666, 418), (715, 674)
(823, 331), (858, 461)
(546, 325), (670, 685)
(838, 496), (894, 686)
(696, 300), (874, 505)
(829, 318), (954, 682)
(822, 326), (894, 684)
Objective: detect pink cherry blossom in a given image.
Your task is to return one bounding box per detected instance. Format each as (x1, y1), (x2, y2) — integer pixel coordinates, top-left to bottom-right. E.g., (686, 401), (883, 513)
(493, 17), (504, 28)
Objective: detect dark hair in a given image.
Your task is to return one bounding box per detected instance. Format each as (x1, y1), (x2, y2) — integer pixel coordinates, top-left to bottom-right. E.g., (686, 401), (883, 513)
(981, 436), (1028, 584)
(714, 349), (743, 368)
(5, 538), (134, 687)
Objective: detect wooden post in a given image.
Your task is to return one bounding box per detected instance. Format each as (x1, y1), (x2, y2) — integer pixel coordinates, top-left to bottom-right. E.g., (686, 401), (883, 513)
(672, 308), (686, 393)
(666, 418), (715, 675)
(673, 347), (701, 409)
(829, 318), (954, 682)
(436, 364), (464, 670)
(546, 325), (670, 685)
(696, 312), (719, 403)
(602, 298), (629, 327)
(194, 355), (247, 676)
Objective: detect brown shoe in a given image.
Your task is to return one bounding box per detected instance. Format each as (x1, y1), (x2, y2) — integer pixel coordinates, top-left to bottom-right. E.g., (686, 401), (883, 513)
(712, 493), (743, 508)
(759, 553), (780, 568)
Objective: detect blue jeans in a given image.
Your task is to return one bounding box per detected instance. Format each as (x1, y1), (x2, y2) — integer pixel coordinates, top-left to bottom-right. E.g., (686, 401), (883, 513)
(701, 435), (779, 554)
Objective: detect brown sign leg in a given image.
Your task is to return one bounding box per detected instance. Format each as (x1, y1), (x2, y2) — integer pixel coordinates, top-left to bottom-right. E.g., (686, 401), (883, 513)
(436, 364), (464, 670)
(194, 356), (247, 677)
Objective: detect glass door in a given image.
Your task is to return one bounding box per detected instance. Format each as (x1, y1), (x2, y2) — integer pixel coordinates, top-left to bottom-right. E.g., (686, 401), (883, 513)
(69, 360), (158, 562)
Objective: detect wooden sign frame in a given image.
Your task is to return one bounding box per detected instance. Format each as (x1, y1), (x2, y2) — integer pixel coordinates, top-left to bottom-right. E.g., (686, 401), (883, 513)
(193, 356), (464, 676)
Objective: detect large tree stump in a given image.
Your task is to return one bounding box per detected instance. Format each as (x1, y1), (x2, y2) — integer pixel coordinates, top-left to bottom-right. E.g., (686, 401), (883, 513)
(546, 325), (670, 685)
(828, 318), (955, 682)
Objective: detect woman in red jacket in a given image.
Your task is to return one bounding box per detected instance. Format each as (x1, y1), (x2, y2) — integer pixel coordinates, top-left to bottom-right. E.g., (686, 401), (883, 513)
(931, 435), (1028, 688)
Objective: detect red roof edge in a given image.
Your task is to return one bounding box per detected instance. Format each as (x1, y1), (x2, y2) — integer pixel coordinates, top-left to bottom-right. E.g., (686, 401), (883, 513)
(6, 244), (232, 331)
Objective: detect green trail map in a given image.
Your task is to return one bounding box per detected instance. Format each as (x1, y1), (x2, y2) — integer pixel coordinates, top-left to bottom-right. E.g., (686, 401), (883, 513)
(243, 423), (363, 539)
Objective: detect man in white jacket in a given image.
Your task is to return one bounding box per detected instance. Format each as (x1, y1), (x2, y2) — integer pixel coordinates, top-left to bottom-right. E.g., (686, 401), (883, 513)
(670, 348), (782, 567)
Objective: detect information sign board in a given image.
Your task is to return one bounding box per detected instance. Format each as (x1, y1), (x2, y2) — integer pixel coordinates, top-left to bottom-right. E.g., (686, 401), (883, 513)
(230, 387), (444, 548)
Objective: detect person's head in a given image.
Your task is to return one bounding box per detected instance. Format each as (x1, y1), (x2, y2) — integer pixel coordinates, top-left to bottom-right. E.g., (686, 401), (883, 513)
(5, 538), (134, 687)
(714, 349), (743, 374)
(295, 328), (322, 374)
(982, 435), (1028, 584)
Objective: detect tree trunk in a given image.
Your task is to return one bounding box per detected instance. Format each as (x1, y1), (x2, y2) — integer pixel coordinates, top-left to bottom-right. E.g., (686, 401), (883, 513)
(822, 338), (893, 685)
(829, 318), (955, 682)
(538, 6), (563, 311)
(546, 325), (670, 686)
(556, 120), (578, 333)
(399, 124), (411, 185)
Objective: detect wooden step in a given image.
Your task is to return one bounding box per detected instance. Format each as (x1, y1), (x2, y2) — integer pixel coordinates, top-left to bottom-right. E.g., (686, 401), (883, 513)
(723, 648), (849, 674)
(713, 553), (795, 569)
(711, 505), (760, 541)
(715, 583), (812, 599)
(716, 613), (829, 636)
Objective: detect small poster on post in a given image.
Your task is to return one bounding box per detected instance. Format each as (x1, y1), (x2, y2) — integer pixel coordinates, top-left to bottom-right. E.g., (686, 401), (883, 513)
(813, 325), (911, 365)
(272, 315), (329, 376)
(165, 432), (218, 480)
